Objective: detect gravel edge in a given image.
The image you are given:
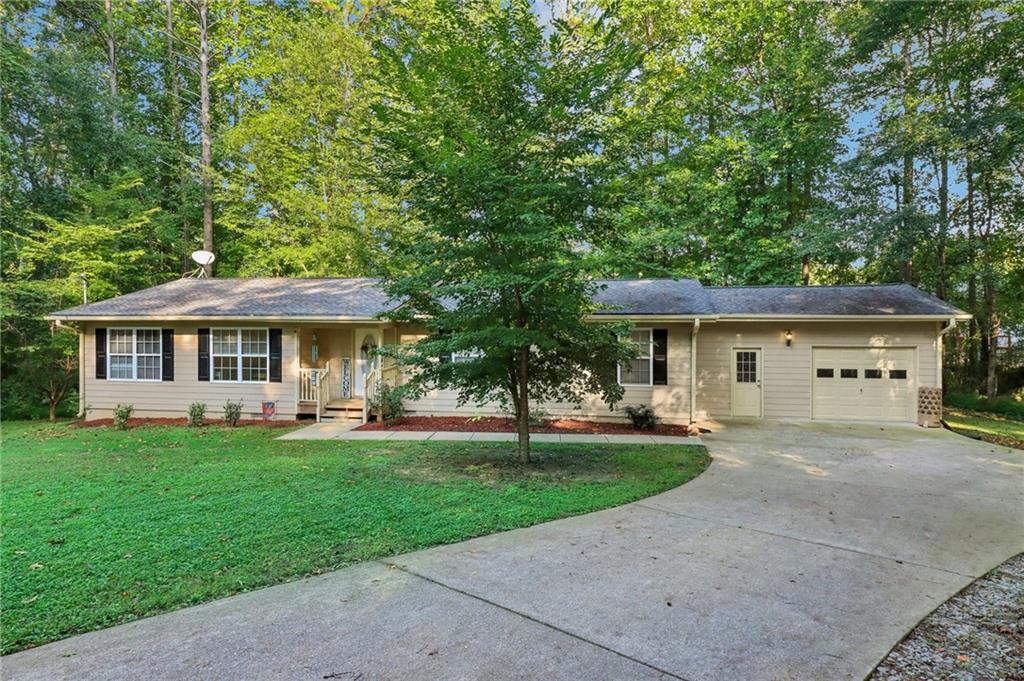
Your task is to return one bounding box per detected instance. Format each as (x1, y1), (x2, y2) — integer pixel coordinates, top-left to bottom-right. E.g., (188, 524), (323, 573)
(868, 552), (1024, 681)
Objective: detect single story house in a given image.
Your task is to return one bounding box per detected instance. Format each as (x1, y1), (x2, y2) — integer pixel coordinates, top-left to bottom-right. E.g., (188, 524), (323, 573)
(48, 277), (969, 426)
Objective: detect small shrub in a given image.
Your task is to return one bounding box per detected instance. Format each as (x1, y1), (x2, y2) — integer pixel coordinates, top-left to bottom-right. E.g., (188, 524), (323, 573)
(223, 399), (243, 427)
(187, 401), (207, 427)
(370, 384), (405, 422)
(528, 408), (550, 428)
(112, 403), (134, 430)
(623, 404), (658, 430)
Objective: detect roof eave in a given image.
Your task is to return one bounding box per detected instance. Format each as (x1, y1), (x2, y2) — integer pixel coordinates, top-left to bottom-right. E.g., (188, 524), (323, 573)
(45, 313), (388, 323)
(714, 313), (972, 321)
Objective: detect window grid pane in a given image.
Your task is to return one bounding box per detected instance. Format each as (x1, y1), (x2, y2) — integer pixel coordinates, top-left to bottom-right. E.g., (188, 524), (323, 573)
(242, 356), (267, 382)
(213, 355), (238, 381)
(212, 329), (238, 356)
(137, 355), (160, 380)
(109, 329), (133, 355)
(109, 355), (133, 379)
(136, 329), (160, 355)
(241, 329), (267, 356)
(736, 351), (757, 383)
(620, 330), (652, 384)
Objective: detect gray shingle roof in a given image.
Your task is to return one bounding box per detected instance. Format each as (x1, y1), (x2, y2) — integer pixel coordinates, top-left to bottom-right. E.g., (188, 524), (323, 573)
(51, 278), (396, 319)
(50, 277), (967, 320)
(591, 279), (714, 315)
(705, 284), (965, 317)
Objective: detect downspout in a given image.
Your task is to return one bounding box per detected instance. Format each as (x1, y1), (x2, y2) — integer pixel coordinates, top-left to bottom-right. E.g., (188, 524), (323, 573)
(937, 317), (957, 392)
(690, 318), (701, 424)
(78, 327), (86, 418)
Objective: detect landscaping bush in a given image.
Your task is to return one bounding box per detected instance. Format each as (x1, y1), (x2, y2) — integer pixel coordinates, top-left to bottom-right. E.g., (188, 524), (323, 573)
(528, 408), (551, 427)
(623, 404), (658, 430)
(187, 402), (207, 427)
(945, 391), (1024, 421)
(222, 400), (243, 427)
(370, 384), (405, 422)
(112, 403), (134, 430)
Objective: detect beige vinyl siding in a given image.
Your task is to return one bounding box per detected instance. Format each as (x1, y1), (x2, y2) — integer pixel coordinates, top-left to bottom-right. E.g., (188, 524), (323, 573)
(399, 323), (694, 424)
(695, 320), (939, 420)
(81, 322), (298, 420)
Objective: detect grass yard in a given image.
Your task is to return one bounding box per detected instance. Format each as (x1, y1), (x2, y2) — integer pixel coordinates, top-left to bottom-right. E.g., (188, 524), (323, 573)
(944, 408), (1024, 450)
(0, 421), (709, 654)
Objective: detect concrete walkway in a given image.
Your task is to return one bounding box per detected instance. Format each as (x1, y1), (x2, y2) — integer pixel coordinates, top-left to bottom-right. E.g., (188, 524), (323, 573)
(276, 421), (700, 445)
(5, 422), (1022, 681)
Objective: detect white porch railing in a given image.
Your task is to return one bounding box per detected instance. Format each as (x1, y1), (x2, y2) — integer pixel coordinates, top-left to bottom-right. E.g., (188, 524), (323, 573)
(362, 366), (379, 424)
(299, 367), (330, 422)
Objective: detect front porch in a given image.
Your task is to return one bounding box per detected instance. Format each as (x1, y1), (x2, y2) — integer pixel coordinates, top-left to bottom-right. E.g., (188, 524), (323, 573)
(295, 323), (401, 422)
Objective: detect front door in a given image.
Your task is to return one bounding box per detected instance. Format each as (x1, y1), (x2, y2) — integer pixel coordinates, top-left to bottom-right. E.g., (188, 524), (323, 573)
(354, 329), (379, 397)
(731, 348), (762, 417)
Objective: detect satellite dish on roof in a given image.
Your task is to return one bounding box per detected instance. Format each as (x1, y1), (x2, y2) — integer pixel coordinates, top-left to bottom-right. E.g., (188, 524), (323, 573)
(185, 250), (216, 278)
(191, 250), (216, 266)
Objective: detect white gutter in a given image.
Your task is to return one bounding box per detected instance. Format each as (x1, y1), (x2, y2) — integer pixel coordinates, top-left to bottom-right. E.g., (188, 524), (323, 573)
(937, 317), (958, 391)
(45, 314), (388, 323)
(690, 318), (701, 424)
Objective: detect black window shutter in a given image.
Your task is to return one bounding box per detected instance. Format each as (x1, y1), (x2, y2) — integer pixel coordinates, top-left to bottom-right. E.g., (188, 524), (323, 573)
(95, 327), (107, 379)
(269, 328), (283, 382)
(652, 328), (668, 385)
(161, 329), (174, 381)
(197, 328), (210, 381)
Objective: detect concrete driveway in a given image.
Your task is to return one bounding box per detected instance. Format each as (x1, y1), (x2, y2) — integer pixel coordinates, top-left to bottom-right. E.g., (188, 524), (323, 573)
(5, 422), (1022, 681)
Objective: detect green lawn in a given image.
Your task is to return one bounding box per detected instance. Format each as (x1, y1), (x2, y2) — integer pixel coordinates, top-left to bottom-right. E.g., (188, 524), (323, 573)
(0, 421), (708, 654)
(944, 408), (1024, 450)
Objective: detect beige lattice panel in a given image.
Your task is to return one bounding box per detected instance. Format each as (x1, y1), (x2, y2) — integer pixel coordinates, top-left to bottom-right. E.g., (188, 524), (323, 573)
(918, 387), (943, 427)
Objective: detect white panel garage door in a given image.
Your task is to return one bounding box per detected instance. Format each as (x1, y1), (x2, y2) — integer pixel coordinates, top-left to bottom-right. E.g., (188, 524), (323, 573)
(812, 347), (916, 422)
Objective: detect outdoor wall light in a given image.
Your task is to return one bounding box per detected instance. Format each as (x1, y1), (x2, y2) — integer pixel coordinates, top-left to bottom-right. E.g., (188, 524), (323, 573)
(784, 330), (793, 347)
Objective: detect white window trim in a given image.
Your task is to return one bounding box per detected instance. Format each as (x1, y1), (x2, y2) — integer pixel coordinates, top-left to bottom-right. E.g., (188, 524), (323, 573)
(617, 327), (654, 387)
(210, 327), (270, 384)
(107, 327), (162, 382)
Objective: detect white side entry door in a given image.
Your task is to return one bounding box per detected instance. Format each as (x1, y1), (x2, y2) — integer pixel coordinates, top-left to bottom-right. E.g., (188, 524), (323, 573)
(731, 348), (762, 417)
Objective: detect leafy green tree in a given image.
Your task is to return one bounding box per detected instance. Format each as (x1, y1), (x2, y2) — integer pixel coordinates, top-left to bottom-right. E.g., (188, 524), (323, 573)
(370, 0), (638, 461)
(217, 3), (396, 276)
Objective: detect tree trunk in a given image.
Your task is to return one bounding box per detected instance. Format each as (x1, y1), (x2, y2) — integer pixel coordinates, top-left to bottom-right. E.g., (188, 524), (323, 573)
(105, 0), (117, 98)
(104, 0), (118, 127)
(801, 255), (810, 285)
(517, 346), (530, 463)
(900, 39), (915, 284)
(966, 155), (978, 385)
(198, 0), (214, 276)
(49, 400), (57, 422)
(165, 0), (190, 274)
(936, 155), (948, 300)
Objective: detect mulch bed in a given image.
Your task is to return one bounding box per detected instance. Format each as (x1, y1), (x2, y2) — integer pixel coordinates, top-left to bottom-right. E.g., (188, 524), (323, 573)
(74, 417), (302, 429)
(355, 415), (694, 436)
(869, 552), (1024, 681)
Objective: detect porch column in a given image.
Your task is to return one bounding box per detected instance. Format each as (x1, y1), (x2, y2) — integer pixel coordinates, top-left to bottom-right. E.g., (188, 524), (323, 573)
(690, 318), (701, 423)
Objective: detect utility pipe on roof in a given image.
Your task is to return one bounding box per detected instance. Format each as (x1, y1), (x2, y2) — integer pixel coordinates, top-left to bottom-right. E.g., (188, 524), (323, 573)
(690, 318), (701, 424)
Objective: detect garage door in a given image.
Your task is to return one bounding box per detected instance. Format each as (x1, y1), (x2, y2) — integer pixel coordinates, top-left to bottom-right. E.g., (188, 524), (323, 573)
(812, 347), (916, 422)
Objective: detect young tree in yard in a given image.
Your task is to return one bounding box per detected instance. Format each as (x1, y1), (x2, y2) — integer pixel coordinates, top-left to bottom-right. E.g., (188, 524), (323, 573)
(370, 0), (638, 462)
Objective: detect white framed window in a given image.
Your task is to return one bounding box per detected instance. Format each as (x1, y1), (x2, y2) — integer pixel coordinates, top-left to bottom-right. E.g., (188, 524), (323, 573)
(618, 328), (653, 386)
(108, 328), (162, 381)
(452, 349), (484, 363)
(212, 328), (268, 383)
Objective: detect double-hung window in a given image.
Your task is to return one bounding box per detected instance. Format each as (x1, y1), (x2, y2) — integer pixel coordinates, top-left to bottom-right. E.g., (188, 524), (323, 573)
(212, 328), (268, 383)
(108, 328), (161, 381)
(618, 328), (653, 386)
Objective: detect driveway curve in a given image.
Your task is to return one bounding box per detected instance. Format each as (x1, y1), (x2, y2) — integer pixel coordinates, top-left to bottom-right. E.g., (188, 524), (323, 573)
(5, 422), (1023, 681)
